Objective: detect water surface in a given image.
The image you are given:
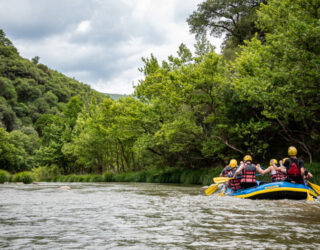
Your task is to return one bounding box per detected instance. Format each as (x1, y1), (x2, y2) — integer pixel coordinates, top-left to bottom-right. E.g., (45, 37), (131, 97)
(0, 182), (319, 249)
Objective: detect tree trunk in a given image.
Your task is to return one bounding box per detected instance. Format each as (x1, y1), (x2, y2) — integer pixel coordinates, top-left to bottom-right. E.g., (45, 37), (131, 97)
(132, 152), (136, 171)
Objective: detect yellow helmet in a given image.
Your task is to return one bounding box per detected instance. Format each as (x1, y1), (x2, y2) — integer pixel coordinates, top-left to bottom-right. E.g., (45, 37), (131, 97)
(229, 159), (238, 168)
(283, 157), (289, 163)
(270, 159), (278, 165)
(243, 155), (252, 162)
(288, 146), (297, 156)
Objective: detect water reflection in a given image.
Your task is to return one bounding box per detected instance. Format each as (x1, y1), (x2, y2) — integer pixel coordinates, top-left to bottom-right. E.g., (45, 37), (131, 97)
(0, 182), (319, 249)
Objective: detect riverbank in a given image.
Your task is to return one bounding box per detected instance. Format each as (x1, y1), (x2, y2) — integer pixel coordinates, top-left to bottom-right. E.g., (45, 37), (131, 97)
(1, 162), (319, 185)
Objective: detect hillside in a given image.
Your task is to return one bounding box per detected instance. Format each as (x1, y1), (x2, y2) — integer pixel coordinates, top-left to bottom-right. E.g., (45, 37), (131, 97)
(0, 29), (104, 132)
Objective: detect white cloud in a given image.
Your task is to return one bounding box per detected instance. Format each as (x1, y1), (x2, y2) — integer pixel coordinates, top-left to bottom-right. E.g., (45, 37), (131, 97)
(1, 0), (223, 94)
(76, 20), (91, 34)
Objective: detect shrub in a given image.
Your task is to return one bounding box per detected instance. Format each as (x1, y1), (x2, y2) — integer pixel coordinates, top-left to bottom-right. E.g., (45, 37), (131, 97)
(0, 169), (10, 183)
(103, 172), (115, 182)
(32, 164), (61, 181)
(305, 162), (320, 185)
(114, 173), (132, 182)
(200, 167), (224, 186)
(89, 175), (103, 182)
(131, 171), (148, 182)
(13, 171), (34, 184)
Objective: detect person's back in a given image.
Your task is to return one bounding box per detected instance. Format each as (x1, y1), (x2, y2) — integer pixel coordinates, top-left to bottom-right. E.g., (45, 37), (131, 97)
(241, 161), (257, 188)
(284, 146), (305, 184)
(220, 159), (241, 192)
(233, 155), (264, 189)
(228, 167), (241, 191)
(220, 165), (233, 177)
(269, 159), (287, 182)
(285, 157), (304, 183)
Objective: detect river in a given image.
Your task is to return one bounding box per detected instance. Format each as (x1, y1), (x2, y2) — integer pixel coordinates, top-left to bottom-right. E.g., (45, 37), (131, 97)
(0, 182), (320, 249)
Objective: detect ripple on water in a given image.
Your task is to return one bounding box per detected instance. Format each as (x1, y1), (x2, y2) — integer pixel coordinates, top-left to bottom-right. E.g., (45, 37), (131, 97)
(0, 182), (320, 249)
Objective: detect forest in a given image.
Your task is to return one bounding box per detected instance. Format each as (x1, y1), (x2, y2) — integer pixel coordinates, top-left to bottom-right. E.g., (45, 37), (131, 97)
(0, 0), (319, 182)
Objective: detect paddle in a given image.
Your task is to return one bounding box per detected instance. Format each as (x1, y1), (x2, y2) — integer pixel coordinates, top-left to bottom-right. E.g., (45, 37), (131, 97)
(218, 188), (226, 197)
(205, 184), (218, 196)
(306, 188), (314, 201)
(302, 180), (314, 201)
(308, 181), (320, 195)
(213, 176), (234, 184)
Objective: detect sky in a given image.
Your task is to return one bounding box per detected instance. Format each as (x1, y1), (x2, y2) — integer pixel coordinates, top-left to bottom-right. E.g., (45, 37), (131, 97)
(0, 0), (222, 94)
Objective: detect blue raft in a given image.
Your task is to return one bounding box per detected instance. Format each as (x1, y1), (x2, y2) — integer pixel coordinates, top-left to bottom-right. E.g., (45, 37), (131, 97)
(225, 181), (318, 200)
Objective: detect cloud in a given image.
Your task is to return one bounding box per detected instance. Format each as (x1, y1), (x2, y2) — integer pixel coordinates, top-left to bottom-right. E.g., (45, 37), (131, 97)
(0, 0), (222, 94)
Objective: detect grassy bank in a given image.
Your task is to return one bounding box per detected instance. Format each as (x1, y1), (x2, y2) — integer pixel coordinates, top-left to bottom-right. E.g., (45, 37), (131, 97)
(1, 162), (319, 185)
(42, 167), (224, 186)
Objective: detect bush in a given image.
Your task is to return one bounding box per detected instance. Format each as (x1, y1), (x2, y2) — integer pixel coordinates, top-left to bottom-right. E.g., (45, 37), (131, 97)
(305, 162), (320, 185)
(200, 167), (224, 186)
(89, 175), (103, 182)
(32, 164), (61, 181)
(0, 169), (10, 183)
(131, 171), (148, 182)
(103, 172), (115, 182)
(113, 172), (136, 182)
(12, 171), (34, 184)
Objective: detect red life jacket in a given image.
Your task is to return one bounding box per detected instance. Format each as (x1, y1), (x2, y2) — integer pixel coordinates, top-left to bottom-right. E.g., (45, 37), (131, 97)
(222, 166), (233, 177)
(241, 164), (256, 184)
(286, 158), (303, 183)
(271, 170), (287, 181)
(225, 168), (241, 191)
(229, 178), (241, 191)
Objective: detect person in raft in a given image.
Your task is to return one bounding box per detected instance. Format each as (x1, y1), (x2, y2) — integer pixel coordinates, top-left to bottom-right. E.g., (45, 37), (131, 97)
(271, 155), (313, 185)
(233, 155), (265, 189)
(261, 159), (287, 182)
(219, 159), (238, 177)
(219, 159), (242, 191)
(279, 146), (306, 184)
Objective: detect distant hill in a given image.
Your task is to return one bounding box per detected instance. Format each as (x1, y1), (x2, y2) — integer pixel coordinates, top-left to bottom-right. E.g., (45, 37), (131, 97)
(0, 29), (104, 131)
(103, 93), (128, 100)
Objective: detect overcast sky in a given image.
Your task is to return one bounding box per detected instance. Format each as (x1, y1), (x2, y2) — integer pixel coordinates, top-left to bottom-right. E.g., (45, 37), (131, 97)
(0, 0), (222, 94)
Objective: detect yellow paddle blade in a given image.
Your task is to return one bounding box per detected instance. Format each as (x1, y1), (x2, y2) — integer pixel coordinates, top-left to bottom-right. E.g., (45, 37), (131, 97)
(218, 189), (226, 197)
(205, 184), (218, 196)
(308, 181), (320, 195)
(307, 190), (314, 202)
(213, 177), (234, 184)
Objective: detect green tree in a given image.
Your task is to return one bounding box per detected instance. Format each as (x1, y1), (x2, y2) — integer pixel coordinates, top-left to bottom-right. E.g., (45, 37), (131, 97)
(187, 0), (267, 53)
(231, 0), (320, 162)
(0, 128), (36, 172)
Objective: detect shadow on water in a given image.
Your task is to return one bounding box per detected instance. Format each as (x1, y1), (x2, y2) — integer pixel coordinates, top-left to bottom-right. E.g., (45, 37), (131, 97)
(0, 182), (319, 249)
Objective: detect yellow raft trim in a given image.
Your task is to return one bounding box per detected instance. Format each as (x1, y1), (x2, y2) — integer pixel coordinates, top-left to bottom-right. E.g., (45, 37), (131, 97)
(233, 187), (318, 199)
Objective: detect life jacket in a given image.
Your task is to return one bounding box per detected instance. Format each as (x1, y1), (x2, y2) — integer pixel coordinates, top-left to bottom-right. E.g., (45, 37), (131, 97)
(286, 158), (303, 183)
(271, 169), (287, 181)
(229, 168), (241, 191)
(222, 166), (233, 177)
(241, 163), (256, 184)
(226, 168), (241, 191)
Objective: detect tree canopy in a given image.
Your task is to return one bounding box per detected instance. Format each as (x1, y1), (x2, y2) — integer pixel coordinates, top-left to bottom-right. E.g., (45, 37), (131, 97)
(0, 0), (319, 174)
(187, 0), (267, 55)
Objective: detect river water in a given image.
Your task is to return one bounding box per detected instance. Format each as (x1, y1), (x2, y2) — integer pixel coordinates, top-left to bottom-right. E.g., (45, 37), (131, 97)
(0, 182), (319, 249)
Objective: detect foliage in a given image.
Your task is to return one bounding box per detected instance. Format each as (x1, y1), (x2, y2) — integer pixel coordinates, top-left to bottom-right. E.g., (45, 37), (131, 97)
(0, 0), (319, 177)
(32, 164), (61, 181)
(103, 172), (115, 182)
(12, 171), (34, 184)
(231, 0), (320, 162)
(0, 169), (10, 183)
(50, 167), (225, 185)
(187, 0), (267, 55)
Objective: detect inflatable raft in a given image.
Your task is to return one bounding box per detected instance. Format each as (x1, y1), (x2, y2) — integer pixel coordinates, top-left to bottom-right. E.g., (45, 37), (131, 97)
(225, 181), (318, 200)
